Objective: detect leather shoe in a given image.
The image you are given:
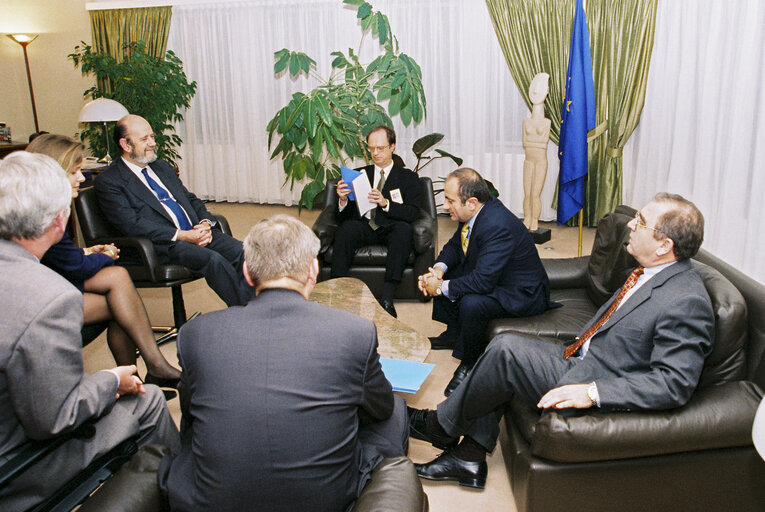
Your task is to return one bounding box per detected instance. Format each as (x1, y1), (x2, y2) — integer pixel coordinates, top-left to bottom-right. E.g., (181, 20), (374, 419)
(379, 298), (397, 318)
(444, 362), (472, 397)
(415, 449), (487, 489)
(428, 331), (456, 350)
(407, 406), (456, 450)
(144, 374), (180, 400)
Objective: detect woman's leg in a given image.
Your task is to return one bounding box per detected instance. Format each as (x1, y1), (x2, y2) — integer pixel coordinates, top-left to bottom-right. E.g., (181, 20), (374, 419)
(83, 266), (181, 379)
(83, 293), (136, 366)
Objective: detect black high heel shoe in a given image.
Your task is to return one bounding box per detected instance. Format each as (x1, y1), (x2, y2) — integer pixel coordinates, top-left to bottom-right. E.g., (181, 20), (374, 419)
(144, 373), (180, 400)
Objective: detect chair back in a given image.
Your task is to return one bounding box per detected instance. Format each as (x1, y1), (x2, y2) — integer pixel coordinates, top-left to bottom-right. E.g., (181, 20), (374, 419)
(75, 186), (115, 244)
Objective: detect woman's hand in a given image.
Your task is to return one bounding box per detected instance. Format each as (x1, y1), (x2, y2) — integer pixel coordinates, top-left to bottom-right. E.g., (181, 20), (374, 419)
(85, 244), (120, 260)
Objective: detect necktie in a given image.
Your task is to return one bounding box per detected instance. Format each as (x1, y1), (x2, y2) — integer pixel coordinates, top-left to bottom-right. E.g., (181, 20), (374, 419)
(563, 266), (645, 359)
(461, 223), (469, 254)
(141, 168), (193, 230)
(369, 168), (386, 231)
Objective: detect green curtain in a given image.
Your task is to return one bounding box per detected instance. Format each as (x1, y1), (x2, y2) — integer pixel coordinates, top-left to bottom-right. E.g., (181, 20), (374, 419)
(89, 7), (173, 94)
(485, 0), (657, 225)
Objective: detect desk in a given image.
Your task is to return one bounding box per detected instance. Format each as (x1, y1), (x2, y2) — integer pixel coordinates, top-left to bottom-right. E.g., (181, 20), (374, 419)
(310, 277), (430, 362)
(0, 141), (28, 159)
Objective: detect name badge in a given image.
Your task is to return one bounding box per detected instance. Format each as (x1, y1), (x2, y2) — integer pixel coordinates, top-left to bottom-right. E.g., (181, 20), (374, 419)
(390, 188), (403, 204)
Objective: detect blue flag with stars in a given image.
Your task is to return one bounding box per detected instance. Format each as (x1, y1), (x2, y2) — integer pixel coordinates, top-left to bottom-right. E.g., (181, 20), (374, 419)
(557, 0), (596, 225)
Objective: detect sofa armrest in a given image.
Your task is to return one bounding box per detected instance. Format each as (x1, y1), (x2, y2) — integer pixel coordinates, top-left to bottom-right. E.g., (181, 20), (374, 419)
(529, 380), (763, 463)
(412, 208), (436, 255)
(312, 205), (339, 255)
(352, 456), (428, 512)
(542, 256), (590, 289)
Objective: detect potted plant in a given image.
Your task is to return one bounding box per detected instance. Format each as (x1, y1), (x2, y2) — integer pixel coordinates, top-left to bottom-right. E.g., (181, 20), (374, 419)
(267, 0), (427, 209)
(69, 41), (197, 166)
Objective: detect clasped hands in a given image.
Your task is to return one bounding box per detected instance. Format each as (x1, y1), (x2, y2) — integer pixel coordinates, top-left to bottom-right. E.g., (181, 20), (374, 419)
(178, 220), (213, 246)
(84, 243), (119, 260)
(336, 179), (387, 209)
(418, 266), (444, 297)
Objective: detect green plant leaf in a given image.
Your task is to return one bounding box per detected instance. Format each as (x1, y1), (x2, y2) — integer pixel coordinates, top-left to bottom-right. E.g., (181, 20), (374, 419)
(377, 13), (389, 45)
(304, 98), (317, 138)
(357, 2), (372, 20)
(400, 103), (412, 126)
(315, 94), (333, 127)
(413, 133), (444, 156)
(274, 48), (290, 73)
(435, 149), (463, 166)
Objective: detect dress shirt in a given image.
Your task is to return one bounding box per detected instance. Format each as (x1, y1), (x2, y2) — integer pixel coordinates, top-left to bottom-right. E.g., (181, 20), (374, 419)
(338, 162), (393, 215)
(435, 204), (484, 299)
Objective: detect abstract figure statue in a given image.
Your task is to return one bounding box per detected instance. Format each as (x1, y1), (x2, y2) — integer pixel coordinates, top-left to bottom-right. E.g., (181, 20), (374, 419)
(522, 72), (551, 232)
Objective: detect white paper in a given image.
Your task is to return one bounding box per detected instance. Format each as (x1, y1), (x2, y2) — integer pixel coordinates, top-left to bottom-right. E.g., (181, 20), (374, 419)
(352, 172), (375, 216)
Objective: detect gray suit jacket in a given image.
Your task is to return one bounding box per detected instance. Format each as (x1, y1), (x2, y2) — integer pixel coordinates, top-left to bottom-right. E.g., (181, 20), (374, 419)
(160, 288), (394, 512)
(560, 259), (715, 410)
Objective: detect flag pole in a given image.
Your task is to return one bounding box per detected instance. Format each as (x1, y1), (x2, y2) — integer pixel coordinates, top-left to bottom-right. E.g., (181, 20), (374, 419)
(577, 209), (583, 257)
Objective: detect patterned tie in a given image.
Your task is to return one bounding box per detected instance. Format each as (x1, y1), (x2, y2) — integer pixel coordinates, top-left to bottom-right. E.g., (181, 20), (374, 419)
(461, 223), (469, 254)
(141, 168), (193, 230)
(563, 266), (645, 359)
(368, 168), (386, 231)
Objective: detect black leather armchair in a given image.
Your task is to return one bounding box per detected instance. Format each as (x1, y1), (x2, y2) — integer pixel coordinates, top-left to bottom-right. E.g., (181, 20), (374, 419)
(488, 206), (765, 512)
(312, 177), (437, 300)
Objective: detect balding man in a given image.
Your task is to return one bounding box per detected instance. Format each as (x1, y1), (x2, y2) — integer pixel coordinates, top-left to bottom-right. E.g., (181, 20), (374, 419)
(94, 114), (252, 306)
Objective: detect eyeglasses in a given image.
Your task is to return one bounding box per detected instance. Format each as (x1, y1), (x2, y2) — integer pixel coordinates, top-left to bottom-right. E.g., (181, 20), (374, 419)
(632, 212), (666, 235)
(367, 144), (390, 153)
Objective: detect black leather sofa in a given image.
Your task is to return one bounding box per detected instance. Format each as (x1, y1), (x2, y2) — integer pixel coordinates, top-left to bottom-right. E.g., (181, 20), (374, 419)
(312, 177), (437, 300)
(488, 206), (765, 512)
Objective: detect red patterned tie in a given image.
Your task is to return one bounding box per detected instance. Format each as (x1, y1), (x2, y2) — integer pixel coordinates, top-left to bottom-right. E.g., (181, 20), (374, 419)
(563, 266), (645, 360)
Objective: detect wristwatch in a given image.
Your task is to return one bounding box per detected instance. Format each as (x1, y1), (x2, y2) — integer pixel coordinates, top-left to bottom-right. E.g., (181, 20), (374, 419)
(587, 382), (599, 407)
(435, 284), (442, 295)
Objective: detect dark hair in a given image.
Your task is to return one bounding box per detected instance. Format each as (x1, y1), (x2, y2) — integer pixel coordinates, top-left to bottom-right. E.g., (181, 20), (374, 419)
(28, 130), (49, 143)
(448, 168), (491, 204)
(366, 125), (396, 145)
(653, 192), (705, 260)
(113, 118), (129, 153)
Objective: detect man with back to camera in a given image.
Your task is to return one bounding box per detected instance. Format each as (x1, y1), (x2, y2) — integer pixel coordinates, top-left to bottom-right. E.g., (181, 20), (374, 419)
(418, 168), (553, 396)
(94, 114), (252, 306)
(158, 214), (409, 512)
(408, 193), (714, 489)
(331, 125), (422, 318)
(0, 152), (179, 510)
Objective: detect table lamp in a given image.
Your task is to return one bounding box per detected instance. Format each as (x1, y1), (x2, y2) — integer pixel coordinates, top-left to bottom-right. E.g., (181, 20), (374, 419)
(78, 98), (129, 163)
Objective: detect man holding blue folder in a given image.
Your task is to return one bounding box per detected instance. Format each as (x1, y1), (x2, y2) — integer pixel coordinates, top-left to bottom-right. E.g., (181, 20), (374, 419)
(332, 126), (422, 317)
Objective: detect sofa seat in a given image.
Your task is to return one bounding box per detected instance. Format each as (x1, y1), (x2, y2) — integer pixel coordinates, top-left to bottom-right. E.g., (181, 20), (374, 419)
(320, 243), (417, 267)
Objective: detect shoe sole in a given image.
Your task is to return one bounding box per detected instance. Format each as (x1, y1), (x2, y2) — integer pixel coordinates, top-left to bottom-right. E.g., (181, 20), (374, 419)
(416, 472), (486, 489)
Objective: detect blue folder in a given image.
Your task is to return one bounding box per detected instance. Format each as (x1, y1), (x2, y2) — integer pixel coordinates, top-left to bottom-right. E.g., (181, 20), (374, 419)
(340, 165), (362, 201)
(380, 358), (435, 394)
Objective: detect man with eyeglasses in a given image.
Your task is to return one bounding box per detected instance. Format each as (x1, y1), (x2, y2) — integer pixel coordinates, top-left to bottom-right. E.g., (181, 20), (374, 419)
(407, 193), (714, 489)
(331, 125), (422, 317)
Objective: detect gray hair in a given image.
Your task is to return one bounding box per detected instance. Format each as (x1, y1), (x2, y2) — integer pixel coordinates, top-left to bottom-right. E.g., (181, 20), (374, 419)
(243, 215), (320, 286)
(0, 152), (71, 240)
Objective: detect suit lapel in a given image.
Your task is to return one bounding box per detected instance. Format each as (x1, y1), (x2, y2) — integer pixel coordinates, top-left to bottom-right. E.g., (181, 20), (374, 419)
(117, 160), (173, 222)
(149, 163), (198, 225)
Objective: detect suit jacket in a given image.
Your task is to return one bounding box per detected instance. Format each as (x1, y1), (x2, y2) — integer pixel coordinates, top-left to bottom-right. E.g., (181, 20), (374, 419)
(0, 239), (119, 509)
(160, 288), (394, 512)
(560, 259), (715, 410)
(437, 197), (551, 316)
(41, 232), (114, 292)
(94, 158), (216, 259)
(337, 164), (422, 228)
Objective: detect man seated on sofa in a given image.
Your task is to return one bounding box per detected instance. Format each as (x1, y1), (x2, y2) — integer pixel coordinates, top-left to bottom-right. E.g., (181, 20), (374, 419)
(408, 192), (714, 489)
(94, 114), (252, 307)
(158, 215), (408, 512)
(331, 125), (422, 318)
(0, 152), (180, 510)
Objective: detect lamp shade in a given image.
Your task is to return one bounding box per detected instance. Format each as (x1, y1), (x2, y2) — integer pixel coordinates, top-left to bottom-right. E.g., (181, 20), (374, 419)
(78, 98), (129, 123)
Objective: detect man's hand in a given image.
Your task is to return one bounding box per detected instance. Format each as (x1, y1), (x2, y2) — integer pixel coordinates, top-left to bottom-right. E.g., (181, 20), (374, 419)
(177, 226), (213, 247)
(537, 384), (594, 410)
(337, 179), (351, 208)
(86, 244), (120, 260)
(112, 365), (145, 398)
(368, 188), (388, 208)
(417, 266), (445, 297)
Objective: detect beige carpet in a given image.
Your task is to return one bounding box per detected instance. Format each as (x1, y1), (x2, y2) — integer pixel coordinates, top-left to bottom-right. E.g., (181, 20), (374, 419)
(82, 202), (595, 511)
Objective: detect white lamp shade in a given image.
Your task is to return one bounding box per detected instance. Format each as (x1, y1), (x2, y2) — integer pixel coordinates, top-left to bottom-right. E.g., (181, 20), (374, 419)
(78, 98), (129, 123)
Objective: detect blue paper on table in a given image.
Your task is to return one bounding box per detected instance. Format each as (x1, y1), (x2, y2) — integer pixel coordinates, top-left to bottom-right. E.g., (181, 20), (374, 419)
(340, 165), (362, 201)
(380, 358), (435, 394)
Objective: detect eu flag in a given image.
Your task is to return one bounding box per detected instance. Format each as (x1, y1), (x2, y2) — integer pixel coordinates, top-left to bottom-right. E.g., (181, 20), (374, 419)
(557, 0), (596, 225)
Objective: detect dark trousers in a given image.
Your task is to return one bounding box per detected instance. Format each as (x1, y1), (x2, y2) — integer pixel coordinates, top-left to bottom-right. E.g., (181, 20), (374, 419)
(437, 333), (575, 452)
(167, 229), (254, 307)
(331, 219), (413, 284)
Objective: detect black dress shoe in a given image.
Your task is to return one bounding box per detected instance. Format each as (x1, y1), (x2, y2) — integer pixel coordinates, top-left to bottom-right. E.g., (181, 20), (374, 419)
(415, 449), (487, 489)
(444, 362), (472, 397)
(428, 331), (456, 350)
(407, 406), (456, 450)
(379, 298), (397, 318)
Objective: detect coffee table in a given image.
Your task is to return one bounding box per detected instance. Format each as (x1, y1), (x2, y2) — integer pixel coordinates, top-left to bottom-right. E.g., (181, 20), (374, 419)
(310, 278), (430, 362)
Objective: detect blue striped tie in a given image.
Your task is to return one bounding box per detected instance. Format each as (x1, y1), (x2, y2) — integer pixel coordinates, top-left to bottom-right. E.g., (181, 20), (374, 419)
(141, 168), (192, 230)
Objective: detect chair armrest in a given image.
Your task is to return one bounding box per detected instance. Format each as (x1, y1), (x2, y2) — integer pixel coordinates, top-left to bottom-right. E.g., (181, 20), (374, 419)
(351, 456), (428, 512)
(411, 208), (436, 255)
(88, 236), (164, 282)
(312, 205), (339, 255)
(542, 256), (590, 289)
(528, 380), (763, 463)
(211, 213), (231, 236)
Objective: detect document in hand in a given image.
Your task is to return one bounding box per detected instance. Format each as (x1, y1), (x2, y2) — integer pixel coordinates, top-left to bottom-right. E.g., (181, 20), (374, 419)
(340, 165), (361, 201)
(351, 172), (375, 216)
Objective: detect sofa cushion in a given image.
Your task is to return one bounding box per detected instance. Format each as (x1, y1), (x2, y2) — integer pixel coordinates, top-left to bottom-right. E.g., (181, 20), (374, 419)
(585, 207), (638, 306)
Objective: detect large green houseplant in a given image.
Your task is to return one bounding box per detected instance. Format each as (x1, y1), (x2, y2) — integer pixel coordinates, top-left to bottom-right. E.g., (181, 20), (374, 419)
(69, 41), (197, 166)
(267, 0), (427, 209)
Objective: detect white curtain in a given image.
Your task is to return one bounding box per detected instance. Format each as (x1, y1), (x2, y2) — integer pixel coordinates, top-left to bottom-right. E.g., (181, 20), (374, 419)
(167, 0), (560, 220)
(622, 0), (765, 283)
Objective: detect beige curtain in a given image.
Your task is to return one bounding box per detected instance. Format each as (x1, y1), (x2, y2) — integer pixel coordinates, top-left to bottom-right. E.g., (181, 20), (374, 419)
(486, 0), (658, 224)
(89, 7), (172, 94)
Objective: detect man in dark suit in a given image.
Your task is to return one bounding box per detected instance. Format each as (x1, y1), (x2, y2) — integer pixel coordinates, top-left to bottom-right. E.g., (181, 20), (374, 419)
(94, 114), (252, 306)
(158, 214), (408, 512)
(0, 152), (179, 510)
(419, 168), (551, 395)
(332, 125), (422, 317)
(409, 193), (713, 489)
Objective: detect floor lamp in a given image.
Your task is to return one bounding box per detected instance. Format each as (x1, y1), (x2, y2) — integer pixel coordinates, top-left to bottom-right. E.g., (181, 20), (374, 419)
(78, 98), (129, 163)
(7, 34), (40, 133)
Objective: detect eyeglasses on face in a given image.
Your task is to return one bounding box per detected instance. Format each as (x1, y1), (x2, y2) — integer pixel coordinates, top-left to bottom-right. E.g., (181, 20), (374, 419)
(632, 211), (666, 236)
(367, 144), (390, 153)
